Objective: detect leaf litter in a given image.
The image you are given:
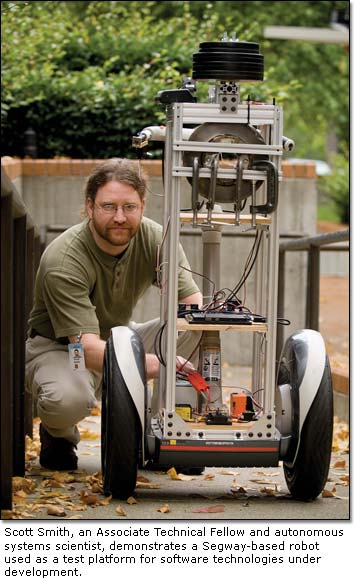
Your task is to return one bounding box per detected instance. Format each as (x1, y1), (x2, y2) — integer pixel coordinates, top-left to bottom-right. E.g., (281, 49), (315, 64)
(7, 413), (347, 519)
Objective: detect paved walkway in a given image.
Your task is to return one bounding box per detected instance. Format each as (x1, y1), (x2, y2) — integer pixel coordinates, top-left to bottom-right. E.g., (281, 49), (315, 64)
(3, 274), (349, 521)
(5, 411), (349, 520)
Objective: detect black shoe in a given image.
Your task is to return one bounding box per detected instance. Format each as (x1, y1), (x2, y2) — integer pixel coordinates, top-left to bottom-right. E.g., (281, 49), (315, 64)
(39, 423), (78, 471)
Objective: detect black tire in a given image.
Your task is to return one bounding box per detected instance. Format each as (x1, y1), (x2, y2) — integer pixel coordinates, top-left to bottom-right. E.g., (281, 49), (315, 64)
(282, 355), (333, 501)
(101, 336), (142, 499)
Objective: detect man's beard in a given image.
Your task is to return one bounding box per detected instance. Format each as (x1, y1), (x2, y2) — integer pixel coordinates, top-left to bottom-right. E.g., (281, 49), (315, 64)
(91, 216), (138, 248)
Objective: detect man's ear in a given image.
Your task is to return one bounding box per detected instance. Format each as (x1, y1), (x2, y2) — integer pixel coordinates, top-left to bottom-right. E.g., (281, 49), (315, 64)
(86, 197), (94, 218)
(141, 198), (146, 214)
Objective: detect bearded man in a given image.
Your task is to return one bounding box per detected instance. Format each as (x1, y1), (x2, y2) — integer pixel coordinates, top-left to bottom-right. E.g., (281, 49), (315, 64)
(26, 158), (202, 470)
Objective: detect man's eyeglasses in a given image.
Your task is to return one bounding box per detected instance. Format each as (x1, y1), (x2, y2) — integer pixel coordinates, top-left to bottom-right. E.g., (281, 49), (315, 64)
(94, 203), (141, 215)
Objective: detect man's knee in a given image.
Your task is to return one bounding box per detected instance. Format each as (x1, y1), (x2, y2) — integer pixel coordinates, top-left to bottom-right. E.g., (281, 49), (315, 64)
(36, 381), (97, 429)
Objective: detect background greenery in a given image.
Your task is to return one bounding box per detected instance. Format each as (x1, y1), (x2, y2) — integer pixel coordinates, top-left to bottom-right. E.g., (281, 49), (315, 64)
(1, 0), (349, 221)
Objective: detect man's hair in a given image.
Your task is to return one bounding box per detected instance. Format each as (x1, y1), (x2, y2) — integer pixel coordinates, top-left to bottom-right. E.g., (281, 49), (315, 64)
(85, 158), (147, 204)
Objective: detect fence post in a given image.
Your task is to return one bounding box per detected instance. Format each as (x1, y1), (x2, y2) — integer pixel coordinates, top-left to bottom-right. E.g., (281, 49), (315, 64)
(306, 245), (320, 330)
(13, 214), (27, 476)
(25, 227), (35, 438)
(1, 193), (14, 510)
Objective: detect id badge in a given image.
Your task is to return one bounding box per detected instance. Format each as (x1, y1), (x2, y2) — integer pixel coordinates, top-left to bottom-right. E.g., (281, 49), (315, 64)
(68, 343), (86, 371)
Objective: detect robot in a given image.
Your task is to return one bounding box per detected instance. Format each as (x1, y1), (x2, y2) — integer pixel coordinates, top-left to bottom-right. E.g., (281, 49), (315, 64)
(101, 36), (333, 502)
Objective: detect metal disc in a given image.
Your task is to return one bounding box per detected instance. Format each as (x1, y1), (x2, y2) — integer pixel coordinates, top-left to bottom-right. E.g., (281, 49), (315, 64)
(183, 123), (266, 203)
(199, 41), (260, 53)
(192, 40), (264, 82)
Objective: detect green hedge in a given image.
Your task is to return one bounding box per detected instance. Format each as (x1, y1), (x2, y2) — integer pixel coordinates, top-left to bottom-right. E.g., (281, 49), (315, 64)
(1, 0), (349, 160)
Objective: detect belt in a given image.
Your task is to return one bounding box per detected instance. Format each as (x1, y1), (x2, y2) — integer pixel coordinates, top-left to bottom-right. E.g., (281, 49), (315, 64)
(30, 328), (69, 345)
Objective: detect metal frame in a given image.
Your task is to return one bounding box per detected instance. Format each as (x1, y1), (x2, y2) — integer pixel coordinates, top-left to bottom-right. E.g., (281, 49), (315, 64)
(156, 100), (284, 449)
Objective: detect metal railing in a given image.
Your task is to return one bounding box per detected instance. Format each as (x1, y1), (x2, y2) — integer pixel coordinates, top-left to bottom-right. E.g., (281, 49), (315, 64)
(277, 228), (349, 357)
(1, 166), (41, 510)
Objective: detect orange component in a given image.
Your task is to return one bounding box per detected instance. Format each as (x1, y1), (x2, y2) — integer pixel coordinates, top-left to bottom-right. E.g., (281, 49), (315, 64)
(230, 393), (247, 418)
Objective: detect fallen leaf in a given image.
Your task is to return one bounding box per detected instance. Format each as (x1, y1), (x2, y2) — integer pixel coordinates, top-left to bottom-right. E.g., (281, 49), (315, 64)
(230, 486), (247, 494)
(260, 485), (280, 495)
(51, 472), (76, 484)
(42, 479), (66, 489)
(38, 490), (69, 499)
(67, 505), (87, 512)
(332, 460), (346, 469)
(137, 475), (151, 483)
(12, 477), (36, 494)
(47, 506), (66, 517)
(203, 474), (215, 481)
(89, 483), (103, 493)
(192, 505), (225, 513)
(115, 506), (127, 516)
(13, 492), (28, 505)
(79, 490), (101, 506)
(218, 470), (240, 476)
(100, 495), (112, 505)
(167, 467), (195, 481)
(157, 504), (170, 513)
(79, 428), (100, 440)
(127, 496), (137, 505)
(1, 510), (17, 519)
(332, 419), (349, 453)
(25, 435), (40, 461)
(322, 489), (336, 498)
(135, 481), (161, 489)
(14, 490), (27, 498)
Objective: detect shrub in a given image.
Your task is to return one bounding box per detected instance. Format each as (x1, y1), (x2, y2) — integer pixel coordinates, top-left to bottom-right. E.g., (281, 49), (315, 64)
(319, 153), (349, 224)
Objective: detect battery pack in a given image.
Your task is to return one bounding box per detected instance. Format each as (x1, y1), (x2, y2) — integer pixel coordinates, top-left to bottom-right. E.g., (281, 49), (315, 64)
(175, 404), (192, 421)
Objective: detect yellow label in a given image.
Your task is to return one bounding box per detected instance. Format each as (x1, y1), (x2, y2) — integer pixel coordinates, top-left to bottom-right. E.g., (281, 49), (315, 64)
(170, 440), (177, 446)
(175, 406), (192, 420)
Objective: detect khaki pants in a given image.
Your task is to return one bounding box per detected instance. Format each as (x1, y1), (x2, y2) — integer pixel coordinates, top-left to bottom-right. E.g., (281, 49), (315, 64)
(25, 319), (200, 444)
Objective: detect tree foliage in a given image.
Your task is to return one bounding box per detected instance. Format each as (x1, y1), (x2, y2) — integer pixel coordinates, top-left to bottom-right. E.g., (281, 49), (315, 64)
(319, 150), (349, 223)
(1, 0), (349, 161)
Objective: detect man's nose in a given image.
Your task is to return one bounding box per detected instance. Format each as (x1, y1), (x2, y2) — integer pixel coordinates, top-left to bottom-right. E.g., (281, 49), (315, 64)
(113, 207), (127, 221)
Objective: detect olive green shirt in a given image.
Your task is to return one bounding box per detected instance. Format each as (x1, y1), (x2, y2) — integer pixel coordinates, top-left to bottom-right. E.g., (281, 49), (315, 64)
(29, 217), (199, 341)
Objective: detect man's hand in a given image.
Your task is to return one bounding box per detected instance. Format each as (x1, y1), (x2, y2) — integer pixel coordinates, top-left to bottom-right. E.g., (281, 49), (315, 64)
(145, 354), (195, 380)
(69, 335), (197, 380)
(176, 355), (195, 374)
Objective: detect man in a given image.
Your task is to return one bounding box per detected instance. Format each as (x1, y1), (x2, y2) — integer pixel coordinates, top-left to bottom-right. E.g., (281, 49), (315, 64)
(26, 158), (202, 471)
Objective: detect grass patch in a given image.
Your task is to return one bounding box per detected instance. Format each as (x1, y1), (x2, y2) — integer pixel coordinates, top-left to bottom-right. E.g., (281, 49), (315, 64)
(318, 202), (341, 223)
